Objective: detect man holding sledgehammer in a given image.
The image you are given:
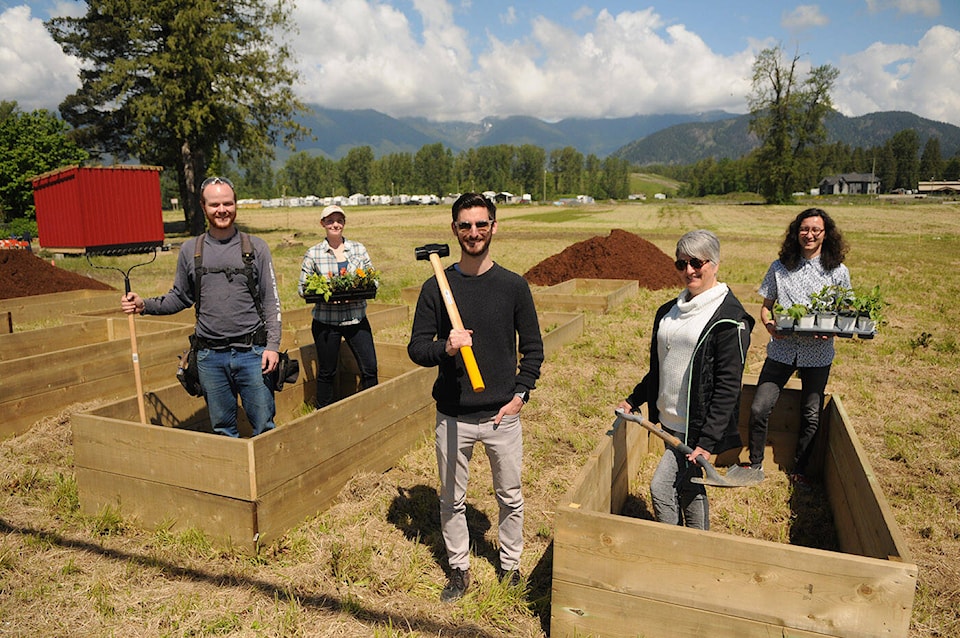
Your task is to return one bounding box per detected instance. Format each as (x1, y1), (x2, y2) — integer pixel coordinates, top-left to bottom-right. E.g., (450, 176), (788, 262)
(408, 192), (544, 602)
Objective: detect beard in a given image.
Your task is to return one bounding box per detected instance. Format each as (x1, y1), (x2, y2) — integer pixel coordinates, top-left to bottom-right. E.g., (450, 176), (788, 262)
(457, 231), (492, 257)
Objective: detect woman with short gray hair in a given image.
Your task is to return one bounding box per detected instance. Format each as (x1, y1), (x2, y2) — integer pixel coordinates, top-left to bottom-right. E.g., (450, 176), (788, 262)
(618, 229), (754, 529)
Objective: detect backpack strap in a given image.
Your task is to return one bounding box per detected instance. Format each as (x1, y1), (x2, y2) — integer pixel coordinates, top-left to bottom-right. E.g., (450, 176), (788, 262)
(192, 231), (264, 323)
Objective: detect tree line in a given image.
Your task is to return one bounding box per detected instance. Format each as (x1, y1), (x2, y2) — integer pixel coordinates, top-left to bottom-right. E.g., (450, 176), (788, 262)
(186, 143), (632, 205)
(651, 130), (958, 199)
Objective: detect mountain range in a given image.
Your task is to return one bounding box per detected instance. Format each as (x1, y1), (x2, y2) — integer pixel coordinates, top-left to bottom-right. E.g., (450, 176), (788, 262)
(286, 106), (960, 167)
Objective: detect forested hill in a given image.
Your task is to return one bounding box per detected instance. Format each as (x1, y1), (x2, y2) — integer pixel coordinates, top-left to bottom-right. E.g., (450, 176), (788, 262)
(288, 107), (736, 159)
(287, 106), (960, 165)
(611, 110), (960, 166)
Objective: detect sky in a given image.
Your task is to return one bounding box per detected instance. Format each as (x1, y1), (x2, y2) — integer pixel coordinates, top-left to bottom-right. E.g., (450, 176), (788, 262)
(2, 0), (959, 127)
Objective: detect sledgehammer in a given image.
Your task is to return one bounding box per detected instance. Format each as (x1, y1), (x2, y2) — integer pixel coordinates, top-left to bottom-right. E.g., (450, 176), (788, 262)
(414, 243), (485, 392)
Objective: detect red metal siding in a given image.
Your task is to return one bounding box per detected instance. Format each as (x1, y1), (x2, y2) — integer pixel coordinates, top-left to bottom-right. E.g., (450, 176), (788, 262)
(31, 165), (164, 251)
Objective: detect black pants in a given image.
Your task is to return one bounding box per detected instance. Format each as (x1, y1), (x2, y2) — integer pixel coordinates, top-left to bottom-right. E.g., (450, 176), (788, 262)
(747, 357), (831, 475)
(311, 317), (379, 408)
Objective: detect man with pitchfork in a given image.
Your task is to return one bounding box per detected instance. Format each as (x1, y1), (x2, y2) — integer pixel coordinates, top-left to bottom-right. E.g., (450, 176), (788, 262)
(121, 176), (282, 438)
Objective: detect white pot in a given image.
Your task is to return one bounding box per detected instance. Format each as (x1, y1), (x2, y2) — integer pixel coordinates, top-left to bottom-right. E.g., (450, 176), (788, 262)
(857, 316), (876, 333)
(775, 314), (794, 329)
(836, 314), (857, 332)
(816, 312), (837, 330)
(797, 315), (816, 329)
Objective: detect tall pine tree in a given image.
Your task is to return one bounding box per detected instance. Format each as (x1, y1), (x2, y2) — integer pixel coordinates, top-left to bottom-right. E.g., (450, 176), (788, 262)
(47, 0), (305, 234)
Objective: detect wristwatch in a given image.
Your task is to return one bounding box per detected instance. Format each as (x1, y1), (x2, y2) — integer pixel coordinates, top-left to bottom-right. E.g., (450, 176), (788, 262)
(514, 390), (529, 404)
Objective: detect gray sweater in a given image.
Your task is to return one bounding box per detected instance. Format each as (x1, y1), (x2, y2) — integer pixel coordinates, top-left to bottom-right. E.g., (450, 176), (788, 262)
(143, 231), (282, 351)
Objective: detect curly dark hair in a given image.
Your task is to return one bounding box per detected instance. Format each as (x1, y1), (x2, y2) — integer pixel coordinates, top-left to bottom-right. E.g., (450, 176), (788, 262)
(779, 208), (849, 271)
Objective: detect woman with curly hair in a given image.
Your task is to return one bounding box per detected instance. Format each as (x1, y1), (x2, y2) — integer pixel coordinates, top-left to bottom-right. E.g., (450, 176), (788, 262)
(742, 208), (851, 488)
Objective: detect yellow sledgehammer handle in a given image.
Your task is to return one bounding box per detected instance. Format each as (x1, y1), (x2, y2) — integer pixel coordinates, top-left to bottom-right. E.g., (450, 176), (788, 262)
(428, 252), (485, 393)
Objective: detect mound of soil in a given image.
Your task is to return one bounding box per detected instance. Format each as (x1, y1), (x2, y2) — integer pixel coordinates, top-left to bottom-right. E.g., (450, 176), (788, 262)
(0, 250), (115, 300)
(523, 229), (678, 290)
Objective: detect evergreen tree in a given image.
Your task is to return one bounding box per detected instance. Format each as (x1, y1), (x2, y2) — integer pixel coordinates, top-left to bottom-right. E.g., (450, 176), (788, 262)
(919, 137), (943, 181)
(47, 0), (305, 234)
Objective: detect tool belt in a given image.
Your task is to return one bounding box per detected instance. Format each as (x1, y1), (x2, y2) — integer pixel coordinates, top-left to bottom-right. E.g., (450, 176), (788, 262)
(194, 325), (267, 350)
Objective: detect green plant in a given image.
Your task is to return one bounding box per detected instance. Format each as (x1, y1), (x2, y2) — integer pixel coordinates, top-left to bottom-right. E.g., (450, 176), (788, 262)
(809, 284), (853, 314)
(854, 285), (887, 324)
(303, 266), (381, 301)
(786, 303), (809, 321)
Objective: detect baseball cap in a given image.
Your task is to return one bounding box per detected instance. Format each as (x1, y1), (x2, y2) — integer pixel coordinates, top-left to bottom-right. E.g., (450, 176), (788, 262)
(321, 205), (346, 221)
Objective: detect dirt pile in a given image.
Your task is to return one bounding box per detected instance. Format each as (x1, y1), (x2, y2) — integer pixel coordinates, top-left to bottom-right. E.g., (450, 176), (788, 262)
(0, 250), (115, 300)
(523, 229), (678, 289)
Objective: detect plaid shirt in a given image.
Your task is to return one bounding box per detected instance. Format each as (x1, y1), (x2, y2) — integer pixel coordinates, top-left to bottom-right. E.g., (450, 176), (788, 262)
(298, 238), (375, 326)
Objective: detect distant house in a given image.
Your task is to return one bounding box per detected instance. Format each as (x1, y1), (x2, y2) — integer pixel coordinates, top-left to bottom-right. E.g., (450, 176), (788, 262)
(818, 173), (880, 195)
(918, 181), (960, 195)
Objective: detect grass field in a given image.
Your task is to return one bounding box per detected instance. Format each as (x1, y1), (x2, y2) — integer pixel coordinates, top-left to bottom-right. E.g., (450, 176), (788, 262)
(2, 196), (958, 636)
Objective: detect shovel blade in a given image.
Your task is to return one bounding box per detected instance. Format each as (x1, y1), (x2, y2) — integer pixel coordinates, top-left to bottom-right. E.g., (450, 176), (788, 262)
(691, 464), (764, 488)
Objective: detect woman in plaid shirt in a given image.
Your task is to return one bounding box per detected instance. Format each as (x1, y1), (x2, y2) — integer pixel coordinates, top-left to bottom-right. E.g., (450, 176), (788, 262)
(298, 205), (379, 408)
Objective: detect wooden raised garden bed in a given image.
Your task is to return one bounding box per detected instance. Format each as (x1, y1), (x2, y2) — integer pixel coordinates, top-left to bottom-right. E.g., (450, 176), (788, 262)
(0, 299), (410, 441)
(72, 310), (584, 552)
(551, 374), (917, 638)
(532, 278), (638, 313)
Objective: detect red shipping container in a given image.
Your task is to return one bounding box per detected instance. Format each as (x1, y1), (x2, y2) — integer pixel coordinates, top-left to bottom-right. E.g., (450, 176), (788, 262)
(31, 165), (164, 253)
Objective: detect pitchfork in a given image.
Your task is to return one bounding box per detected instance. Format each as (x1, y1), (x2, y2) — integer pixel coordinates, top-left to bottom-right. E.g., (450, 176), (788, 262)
(86, 247), (158, 424)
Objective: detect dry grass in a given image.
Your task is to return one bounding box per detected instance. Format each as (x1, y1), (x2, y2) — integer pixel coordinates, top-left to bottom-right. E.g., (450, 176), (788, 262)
(2, 197), (959, 636)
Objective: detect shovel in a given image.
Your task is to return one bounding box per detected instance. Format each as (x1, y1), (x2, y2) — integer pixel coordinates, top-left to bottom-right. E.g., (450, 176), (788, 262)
(87, 248), (158, 425)
(614, 409), (760, 488)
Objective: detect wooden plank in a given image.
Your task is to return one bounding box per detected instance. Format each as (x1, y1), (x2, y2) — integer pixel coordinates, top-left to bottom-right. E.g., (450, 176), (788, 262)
(251, 366), (435, 496)
(2, 311), (11, 335)
(0, 359), (193, 439)
(551, 580), (829, 638)
(73, 413), (255, 500)
(823, 397), (913, 562)
(0, 322), (191, 402)
(255, 404), (434, 544)
(534, 279), (637, 313)
(0, 319), (108, 360)
(75, 467), (258, 552)
(0, 290), (119, 325)
(553, 509), (916, 638)
(540, 312), (584, 359)
(559, 436), (615, 513)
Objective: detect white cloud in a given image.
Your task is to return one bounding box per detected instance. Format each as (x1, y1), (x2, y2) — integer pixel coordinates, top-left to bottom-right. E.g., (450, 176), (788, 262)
(833, 25), (960, 125)
(865, 0), (940, 17)
(500, 6), (517, 26)
(0, 5), (81, 111)
(782, 5), (829, 30)
(293, 4), (756, 121)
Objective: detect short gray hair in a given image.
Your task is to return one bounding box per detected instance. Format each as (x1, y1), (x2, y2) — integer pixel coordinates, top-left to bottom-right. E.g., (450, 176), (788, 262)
(676, 229), (720, 264)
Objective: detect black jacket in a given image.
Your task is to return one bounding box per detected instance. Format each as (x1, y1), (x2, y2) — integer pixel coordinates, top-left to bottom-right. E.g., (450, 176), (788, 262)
(627, 289), (754, 454)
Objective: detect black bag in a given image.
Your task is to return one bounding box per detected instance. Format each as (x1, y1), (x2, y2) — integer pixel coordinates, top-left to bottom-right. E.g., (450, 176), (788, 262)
(176, 335), (204, 397)
(271, 350), (300, 392)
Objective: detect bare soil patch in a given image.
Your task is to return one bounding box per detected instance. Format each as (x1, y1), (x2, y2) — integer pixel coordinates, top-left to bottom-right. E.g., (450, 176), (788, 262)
(523, 228), (677, 289)
(0, 250), (115, 299)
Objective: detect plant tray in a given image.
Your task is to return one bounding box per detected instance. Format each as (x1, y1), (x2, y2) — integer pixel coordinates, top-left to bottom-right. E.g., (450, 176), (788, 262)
(303, 289), (377, 303)
(776, 325), (875, 339)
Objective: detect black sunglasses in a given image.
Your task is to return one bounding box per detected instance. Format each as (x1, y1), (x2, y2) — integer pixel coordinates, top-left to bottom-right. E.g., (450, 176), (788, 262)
(674, 257), (710, 270)
(201, 176), (234, 189)
(456, 219), (494, 231)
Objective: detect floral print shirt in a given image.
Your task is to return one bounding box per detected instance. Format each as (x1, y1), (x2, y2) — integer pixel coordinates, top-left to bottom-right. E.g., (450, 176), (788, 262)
(758, 256), (851, 367)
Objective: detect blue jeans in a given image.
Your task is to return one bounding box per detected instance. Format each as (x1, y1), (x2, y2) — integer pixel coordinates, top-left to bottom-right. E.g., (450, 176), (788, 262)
(650, 445), (709, 530)
(197, 346), (276, 437)
(311, 318), (379, 408)
(747, 357), (831, 474)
